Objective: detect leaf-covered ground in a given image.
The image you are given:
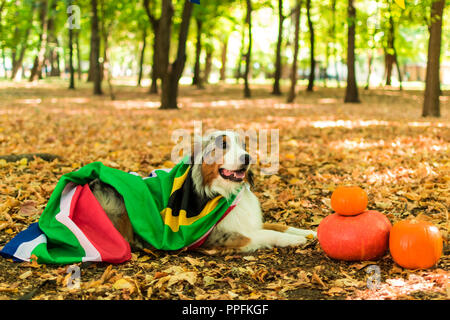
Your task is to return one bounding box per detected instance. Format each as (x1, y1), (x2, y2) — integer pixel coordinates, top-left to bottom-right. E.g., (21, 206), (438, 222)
(0, 80), (448, 300)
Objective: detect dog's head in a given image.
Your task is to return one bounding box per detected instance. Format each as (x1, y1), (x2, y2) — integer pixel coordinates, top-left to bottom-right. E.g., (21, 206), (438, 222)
(191, 131), (254, 200)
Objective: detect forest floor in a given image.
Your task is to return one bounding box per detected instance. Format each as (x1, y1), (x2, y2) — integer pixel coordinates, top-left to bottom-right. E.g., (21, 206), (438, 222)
(0, 80), (448, 300)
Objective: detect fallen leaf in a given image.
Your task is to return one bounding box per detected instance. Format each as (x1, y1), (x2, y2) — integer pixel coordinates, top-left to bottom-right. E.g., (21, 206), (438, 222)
(113, 278), (134, 290)
(19, 271), (33, 280)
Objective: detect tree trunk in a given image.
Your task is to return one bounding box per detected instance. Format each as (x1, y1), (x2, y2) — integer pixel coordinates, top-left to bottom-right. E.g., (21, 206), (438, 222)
(160, 0), (193, 109)
(286, 0), (302, 103)
(422, 0), (445, 117)
(393, 46), (402, 90)
(384, 11), (395, 86)
(90, 0), (102, 95)
(143, 0), (160, 94)
(75, 30), (82, 80)
(137, 28), (147, 86)
(47, 0), (60, 77)
(219, 37), (228, 81)
(68, 1), (75, 89)
(344, 0), (360, 103)
(204, 48), (212, 84)
(11, 29), (32, 80)
(192, 18), (203, 88)
(306, 0), (315, 92)
(29, 0), (49, 82)
(243, 0), (252, 98)
(272, 0), (285, 95)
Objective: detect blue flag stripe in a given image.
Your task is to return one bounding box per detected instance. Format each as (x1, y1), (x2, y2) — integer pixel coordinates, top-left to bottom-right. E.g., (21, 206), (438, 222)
(0, 222), (47, 262)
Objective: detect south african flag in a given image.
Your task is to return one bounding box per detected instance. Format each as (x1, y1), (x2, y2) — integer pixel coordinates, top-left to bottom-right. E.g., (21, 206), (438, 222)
(1, 157), (242, 264)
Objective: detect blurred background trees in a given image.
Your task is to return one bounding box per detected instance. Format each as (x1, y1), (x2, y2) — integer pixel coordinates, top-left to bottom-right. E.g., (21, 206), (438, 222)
(0, 0), (447, 114)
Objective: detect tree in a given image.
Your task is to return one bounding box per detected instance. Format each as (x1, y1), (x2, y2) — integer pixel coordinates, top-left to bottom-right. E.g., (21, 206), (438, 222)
(383, 2), (402, 89)
(10, 1), (35, 80)
(219, 36), (228, 81)
(67, 0), (75, 89)
(243, 0), (252, 98)
(90, 0), (102, 95)
(159, 0), (193, 109)
(344, 0), (359, 103)
(192, 17), (203, 88)
(272, 0), (286, 95)
(422, 0), (445, 117)
(137, 28), (147, 87)
(286, 0), (302, 103)
(29, 0), (49, 81)
(306, 0), (315, 91)
(143, 0), (161, 94)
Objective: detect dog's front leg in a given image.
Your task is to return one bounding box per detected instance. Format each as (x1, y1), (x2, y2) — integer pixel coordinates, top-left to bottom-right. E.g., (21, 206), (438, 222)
(240, 229), (308, 252)
(263, 223), (317, 238)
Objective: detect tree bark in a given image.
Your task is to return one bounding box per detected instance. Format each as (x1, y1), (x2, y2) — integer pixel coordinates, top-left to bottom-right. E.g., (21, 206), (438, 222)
(204, 48), (212, 84)
(192, 18), (203, 88)
(143, 0), (160, 94)
(90, 0), (102, 95)
(75, 30), (82, 80)
(47, 0), (60, 77)
(243, 0), (252, 98)
(29, 0), (49, 82)
(344, 0), (360, 103)
(160, 0), (193, 109)
(286, 0), (302, 103)
(306, 0), (315, 92)
(272, 0), (285, 95)
(422, 0), (445, 117)
(219, 37), (228, 81)
(137, 28), (147, 87)
(68, 3), (75, 89)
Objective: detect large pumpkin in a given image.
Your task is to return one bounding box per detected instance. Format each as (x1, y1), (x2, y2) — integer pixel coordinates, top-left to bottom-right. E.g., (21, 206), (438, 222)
(389, 220), (443, 269)
(330, 186), (368, 216)
(318, 210), (392, 261)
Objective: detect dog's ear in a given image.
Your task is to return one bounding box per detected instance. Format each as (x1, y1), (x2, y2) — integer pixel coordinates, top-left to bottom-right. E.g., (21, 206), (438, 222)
(246, 169), (255, 188)
(191, 134), (204, 164)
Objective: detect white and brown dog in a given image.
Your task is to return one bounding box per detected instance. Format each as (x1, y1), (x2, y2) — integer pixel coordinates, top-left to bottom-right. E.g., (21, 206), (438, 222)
(90, 131), (316, 252)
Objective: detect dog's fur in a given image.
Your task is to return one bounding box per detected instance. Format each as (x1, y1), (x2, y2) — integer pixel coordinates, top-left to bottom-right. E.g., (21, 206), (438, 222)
(90, 131), (316, 252)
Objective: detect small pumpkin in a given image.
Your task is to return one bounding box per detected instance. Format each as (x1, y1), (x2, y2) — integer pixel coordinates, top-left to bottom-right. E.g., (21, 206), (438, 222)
(317, 210), (392, 261)
(330, 186), (368, 216)
(389, 220), (443, 269)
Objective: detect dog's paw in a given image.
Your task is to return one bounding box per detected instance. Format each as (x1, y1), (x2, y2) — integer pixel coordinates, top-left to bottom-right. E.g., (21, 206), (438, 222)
(286, 227), (317, 239)
(275, 233), (307, 247)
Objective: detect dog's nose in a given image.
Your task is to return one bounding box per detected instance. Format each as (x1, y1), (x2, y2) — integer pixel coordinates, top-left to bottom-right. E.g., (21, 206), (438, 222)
(240, 154), (251, 165)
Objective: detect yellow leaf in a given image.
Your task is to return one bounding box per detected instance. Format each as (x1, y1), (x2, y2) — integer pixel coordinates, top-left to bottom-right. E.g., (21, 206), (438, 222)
(19, 271), (33, 280)
(284, 153), (296, 161)
(394, 0), (405, 9)
(18, 158), (28, 166)
(286, 167), (300, 176)
(113, 278), (134, 290)
(288, 178), (300, 184)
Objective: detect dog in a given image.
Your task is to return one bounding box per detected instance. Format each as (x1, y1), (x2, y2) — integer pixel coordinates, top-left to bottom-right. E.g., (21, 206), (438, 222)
(89, 130), (316, 252)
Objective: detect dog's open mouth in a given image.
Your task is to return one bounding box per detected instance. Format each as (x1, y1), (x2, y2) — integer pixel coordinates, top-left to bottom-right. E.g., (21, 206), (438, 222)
(219, 168), (246, 182)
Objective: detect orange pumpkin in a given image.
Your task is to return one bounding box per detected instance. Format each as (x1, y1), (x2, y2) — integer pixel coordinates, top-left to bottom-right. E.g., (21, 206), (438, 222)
(389, 220), (443, 269)
(318, 210), (392, 261)
(330, 186), (368, 216)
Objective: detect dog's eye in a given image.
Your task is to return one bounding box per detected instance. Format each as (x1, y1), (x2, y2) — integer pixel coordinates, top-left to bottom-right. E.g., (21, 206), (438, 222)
(215, 136), (228, 150)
